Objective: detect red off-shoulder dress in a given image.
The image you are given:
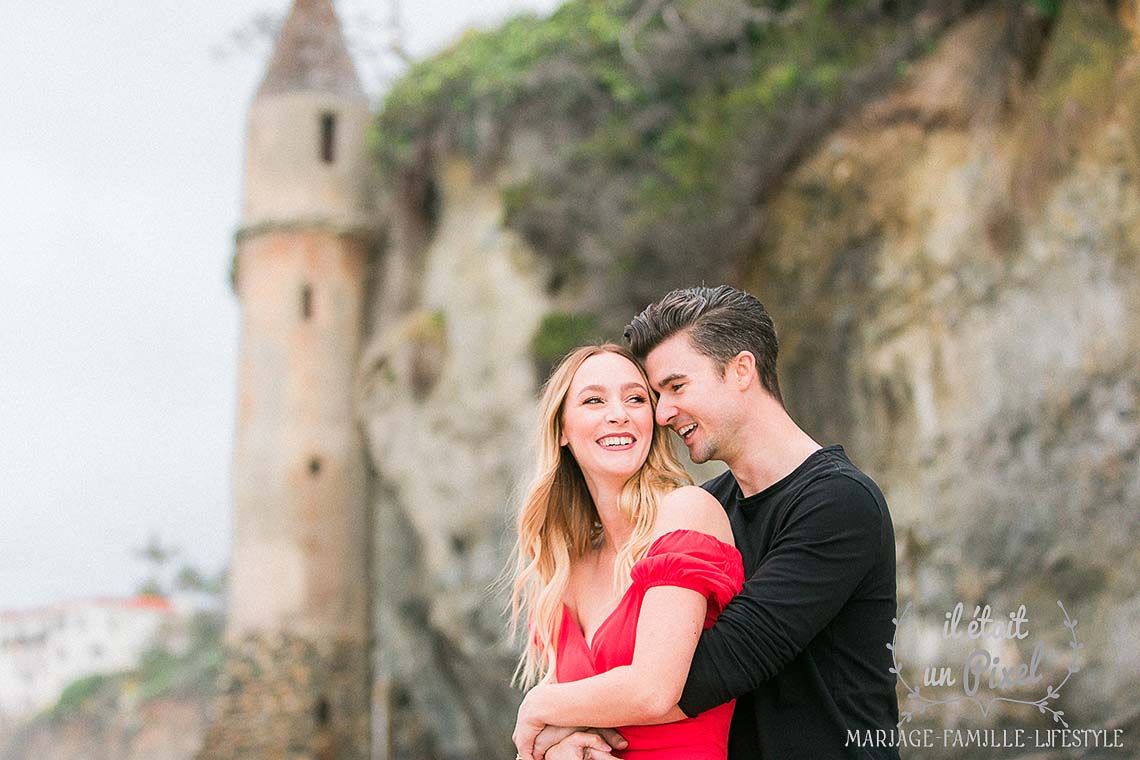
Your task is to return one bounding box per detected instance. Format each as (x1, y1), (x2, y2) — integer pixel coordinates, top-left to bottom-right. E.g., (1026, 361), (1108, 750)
(555, 529), (745, 760)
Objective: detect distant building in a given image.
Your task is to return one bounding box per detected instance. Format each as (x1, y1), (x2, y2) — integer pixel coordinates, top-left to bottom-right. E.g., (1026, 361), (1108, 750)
(0, 596), (174, 726)
(198, 0), (378, 757)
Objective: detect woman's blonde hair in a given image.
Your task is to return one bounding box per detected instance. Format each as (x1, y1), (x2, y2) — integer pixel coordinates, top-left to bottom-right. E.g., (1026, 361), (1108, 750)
(510, 343), (691, 687)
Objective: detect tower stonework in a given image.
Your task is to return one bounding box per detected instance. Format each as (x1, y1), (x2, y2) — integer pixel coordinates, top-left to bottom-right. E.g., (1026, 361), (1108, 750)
(199, 2), (376, 758)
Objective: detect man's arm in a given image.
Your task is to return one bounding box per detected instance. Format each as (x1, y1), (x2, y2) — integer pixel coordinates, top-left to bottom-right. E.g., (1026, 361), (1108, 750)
(678, 475), (887, 716)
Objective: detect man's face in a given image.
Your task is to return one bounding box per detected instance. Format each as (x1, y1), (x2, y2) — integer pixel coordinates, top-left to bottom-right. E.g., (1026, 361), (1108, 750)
(644, 332), (742, 465)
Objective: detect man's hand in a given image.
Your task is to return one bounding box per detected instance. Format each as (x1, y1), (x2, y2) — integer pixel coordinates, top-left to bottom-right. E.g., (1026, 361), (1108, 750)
(544, 731), (620, 760)
(534, 726), (628, 760)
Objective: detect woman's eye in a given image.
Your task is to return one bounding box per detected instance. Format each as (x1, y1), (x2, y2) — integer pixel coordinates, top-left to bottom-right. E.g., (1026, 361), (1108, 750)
(584, 397), (603, 404)
(627, 395), (646, 404)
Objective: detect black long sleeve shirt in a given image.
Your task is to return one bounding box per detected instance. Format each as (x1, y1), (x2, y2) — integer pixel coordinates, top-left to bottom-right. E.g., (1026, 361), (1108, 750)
(678, 445), (900, 759)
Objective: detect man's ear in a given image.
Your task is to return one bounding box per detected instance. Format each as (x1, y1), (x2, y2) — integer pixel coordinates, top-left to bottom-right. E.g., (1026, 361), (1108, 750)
(730, 351), (757, 390)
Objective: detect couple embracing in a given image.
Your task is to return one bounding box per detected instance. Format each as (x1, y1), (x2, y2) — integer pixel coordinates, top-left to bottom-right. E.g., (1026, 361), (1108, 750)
(510, 286), (900, 760)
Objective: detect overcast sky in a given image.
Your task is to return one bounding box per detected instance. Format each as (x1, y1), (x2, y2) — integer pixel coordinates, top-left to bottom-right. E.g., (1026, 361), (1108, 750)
(0, 0), (559, 611)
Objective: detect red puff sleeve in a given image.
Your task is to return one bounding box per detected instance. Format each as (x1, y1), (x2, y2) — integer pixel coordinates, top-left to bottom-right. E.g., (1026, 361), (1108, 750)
(630, 529), (744, 621)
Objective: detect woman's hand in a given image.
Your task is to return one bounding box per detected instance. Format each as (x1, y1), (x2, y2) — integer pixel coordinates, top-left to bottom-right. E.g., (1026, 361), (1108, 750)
(513, 685), (551, 760)
(534, 726), (628, 760)
(544, 731), (617, 760)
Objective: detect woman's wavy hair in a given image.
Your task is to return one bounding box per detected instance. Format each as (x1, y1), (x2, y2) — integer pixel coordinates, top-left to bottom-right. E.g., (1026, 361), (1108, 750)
(509, 343), (691, 688)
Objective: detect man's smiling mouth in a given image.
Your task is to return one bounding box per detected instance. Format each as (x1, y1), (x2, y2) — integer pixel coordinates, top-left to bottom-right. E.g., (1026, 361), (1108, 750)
(679, 423), (697, 440)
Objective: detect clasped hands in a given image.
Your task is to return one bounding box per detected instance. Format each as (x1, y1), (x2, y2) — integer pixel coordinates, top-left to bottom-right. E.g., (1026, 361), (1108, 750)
(513, 685), (628, 760)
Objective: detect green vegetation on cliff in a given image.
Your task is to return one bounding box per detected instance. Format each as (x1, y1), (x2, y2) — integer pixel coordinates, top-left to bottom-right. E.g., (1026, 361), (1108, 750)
(373, 1), (967, 333)
(373, 0), (1059, 336)
(46, 610), (223, 723)
(531, 311), (601, 374)
(50, 674), (110, 718)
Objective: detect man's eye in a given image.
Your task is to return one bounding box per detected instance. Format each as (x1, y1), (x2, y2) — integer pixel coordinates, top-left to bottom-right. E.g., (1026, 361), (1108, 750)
(670, 383), (684, 392)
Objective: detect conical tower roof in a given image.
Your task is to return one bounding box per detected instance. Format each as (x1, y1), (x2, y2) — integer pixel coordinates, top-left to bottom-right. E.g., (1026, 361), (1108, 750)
(256, 0), (364, 98)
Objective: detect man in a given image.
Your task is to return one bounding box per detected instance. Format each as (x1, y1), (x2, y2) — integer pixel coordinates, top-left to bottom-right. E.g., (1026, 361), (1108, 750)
(537, 285), (899, 759)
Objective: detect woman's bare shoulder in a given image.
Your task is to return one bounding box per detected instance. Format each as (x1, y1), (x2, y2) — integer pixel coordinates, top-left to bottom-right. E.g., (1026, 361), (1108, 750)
(653, 486), (734, 545)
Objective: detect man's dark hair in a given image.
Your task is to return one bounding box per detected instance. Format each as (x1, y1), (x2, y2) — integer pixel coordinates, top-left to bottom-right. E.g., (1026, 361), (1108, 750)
(624, 285), (782, 403)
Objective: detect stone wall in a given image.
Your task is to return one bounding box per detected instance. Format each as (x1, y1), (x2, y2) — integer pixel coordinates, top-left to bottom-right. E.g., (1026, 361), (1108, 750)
(197, 634), (370, 760)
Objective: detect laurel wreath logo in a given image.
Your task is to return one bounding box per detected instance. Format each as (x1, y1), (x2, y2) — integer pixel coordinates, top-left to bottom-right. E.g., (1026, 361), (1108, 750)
(890, 600), (1083, 729)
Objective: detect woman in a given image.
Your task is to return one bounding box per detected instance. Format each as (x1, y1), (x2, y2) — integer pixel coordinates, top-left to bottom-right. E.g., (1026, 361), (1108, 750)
(510, 344), (744, 760)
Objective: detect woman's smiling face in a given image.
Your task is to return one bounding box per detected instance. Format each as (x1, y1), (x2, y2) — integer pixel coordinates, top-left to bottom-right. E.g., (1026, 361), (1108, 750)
(559, 351), (655, 485)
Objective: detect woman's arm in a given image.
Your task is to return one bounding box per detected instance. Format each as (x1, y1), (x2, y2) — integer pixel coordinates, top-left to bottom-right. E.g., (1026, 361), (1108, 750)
(514, 487), (733, 760)
(519, 585), (703, 725)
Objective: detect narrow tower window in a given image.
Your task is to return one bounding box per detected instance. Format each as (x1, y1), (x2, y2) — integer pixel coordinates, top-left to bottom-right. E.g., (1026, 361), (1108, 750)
(315, 696), (331, 725)
(320, 112), (337, 163)
(301, 283), (313, 320)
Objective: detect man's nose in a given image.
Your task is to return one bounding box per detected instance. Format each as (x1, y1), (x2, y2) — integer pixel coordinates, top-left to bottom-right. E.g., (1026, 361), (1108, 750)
(656, 399), (675, 427)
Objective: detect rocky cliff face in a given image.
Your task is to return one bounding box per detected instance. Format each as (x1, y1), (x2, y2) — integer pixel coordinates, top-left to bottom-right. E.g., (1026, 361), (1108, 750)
(363, 1), (1140, 757)
(750, 1), (1140, 739)
(1, 695), (211, 760)
(1, 611), (223, 760)
(360, 158), (550, 759)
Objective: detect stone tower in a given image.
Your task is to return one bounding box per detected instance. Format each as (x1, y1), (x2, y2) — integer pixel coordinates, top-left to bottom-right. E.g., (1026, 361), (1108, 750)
(200, 1), (376, 758)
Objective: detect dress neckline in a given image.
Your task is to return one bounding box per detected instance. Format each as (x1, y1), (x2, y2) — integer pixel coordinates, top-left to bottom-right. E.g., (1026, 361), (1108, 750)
(561, 529), (738, 652)
(563, 583), (636, 653)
